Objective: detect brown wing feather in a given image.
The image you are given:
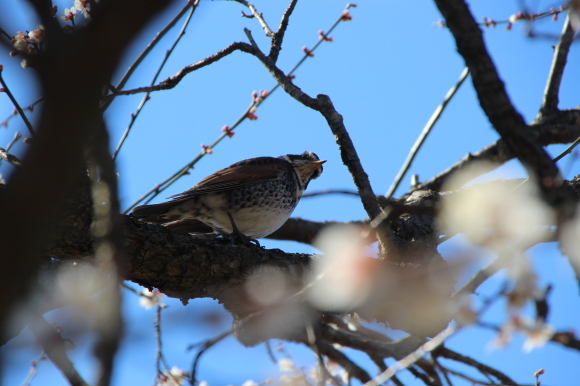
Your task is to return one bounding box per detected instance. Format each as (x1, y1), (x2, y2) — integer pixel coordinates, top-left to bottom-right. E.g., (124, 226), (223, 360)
(169, 157), (292, 200)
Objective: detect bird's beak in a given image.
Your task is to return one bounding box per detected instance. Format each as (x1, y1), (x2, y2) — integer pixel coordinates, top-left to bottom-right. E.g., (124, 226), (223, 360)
(313, 160), (326, 168)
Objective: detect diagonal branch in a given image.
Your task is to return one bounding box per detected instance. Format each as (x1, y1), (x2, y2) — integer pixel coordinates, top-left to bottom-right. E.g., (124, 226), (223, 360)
(539, 13), (575, 117)
(386, 67), (469, 198)
(29, 317), (90, 386)
(408, 108), (580, 194)
(269, 0), (299, 62)
(234, 0), (274, 37)
(110, 42), (255, 96)
(101, 1), (194, 110)
(239, 38), (383, 223)
(433, 0), (559, 190)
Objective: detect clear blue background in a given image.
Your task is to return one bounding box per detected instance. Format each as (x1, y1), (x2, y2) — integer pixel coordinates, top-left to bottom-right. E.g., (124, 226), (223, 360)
(1, 1), (579, 385)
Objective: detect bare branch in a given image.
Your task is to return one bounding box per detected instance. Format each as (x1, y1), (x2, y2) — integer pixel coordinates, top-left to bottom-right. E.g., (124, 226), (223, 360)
(234, 0), (274, 37)
(111, 42), (255, 96)
(364, 326), (457, 386)
(316, 341), (372, 384)
(434, 0), (560, 191)
(101, 1), (195, 110)
(269, 0), (299, 62)
(29, 317), (90, 386)
(539, 13), (575, 116)
(435, 347), (518, 385)
(409, 109), (580, 194)
(386, 67), (469, 198)
(0, 68), (36, 137)
(112, 2), (200, 159)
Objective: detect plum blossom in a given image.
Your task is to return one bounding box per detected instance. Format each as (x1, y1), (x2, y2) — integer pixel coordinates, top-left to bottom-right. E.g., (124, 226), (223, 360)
(139, 288), (166, 309)
(157, 367), (189, 386)
(490, 315), (554, 352)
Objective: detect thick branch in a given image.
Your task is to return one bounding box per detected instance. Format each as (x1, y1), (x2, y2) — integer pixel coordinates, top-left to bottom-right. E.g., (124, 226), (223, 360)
(0, 0), (173, 345)
(434, 0), (559, 186)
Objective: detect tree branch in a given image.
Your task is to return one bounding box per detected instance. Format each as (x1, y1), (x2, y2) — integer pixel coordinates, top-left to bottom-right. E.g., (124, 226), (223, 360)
(433, 0), (559, 192)
(29, 316), (90, 386)
(539, 13), (575, 117)
(409, 108), (580, 194)
(269, 0), (299, 62)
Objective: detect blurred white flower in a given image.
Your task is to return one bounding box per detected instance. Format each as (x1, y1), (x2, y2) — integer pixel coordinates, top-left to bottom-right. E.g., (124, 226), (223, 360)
(279, 373), (306, 386)
(490, 315), (554, 353)
(27, 25), (44, 44)
(561, 202), (580, 271)
(278, 358), (294, 372)
(342, 313), (362, 331)
(74, 0), (91, 17)
(157, 367), (189, 386)
(308, 225), (373, 311)
(505, 253), (540, 311)
(61, 8), (77, 22)
(245, 266), (289, 306)
(11, 31), (28, 51)
(241, 380), (259, 386)
(139, 288), (166, 310)
(438, 163), (553, 252)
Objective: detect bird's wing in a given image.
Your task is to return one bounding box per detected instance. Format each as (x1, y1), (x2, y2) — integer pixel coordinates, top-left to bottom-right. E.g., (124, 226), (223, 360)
(169, 157), (292, 200)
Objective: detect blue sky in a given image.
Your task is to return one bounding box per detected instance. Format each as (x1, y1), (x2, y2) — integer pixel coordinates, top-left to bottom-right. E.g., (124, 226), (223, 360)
(1, 0), (580, 385)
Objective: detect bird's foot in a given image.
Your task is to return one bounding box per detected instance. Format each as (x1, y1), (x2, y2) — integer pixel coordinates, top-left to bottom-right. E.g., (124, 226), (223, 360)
(226, 232), (260, 247)
(225, 211), (261, 247)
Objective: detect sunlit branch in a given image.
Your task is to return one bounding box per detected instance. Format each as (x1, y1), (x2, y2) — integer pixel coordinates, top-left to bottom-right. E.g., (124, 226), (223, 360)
(386, 67), (469, 198)
(234, 0), (275, 37)
(539, 13), (575, 116)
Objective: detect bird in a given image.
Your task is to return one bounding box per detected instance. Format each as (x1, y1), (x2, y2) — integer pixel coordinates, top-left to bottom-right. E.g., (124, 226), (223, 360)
(132, 151), (325, 244)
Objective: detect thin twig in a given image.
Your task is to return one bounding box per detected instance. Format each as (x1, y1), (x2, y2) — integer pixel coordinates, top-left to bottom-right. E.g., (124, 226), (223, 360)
(112, 1), (199, 159)
(21, 351), (48, 386)
(363, 326), (458, 386)
(114, 3), (354, 97)
(123, 4), (354, 213)
(101, 1), (194, 111)
(539, 13), (575, 116)
(234, 0), (274, 36)
(0, 147), (23, 167)
(0, 97), (43, 128)
(552, 135), (580, 163)
(435, 347), (518, 386)
(386, 67), (469, 198)
(430, 355), (453, 386)
(265, 341), (278, 364)
(154, 305), (163, 385)
(302, 189), (359, 198)
(29, 316), (90, 386)
(189, 330), (232, 385)
(0, 69), (36, 137)
(110, 42), (254, 96)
